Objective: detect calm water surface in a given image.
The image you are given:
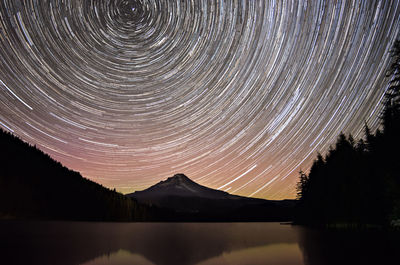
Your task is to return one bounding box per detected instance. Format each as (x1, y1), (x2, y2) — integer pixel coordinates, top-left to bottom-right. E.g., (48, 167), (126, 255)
(0, 221), (398, 265)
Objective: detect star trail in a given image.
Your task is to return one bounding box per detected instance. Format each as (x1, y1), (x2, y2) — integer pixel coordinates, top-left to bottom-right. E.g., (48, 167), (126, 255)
(1, 0), (399, 199)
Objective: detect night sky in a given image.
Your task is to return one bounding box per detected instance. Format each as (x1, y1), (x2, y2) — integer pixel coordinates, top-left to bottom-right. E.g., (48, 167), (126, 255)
(1, 0), (399, 199)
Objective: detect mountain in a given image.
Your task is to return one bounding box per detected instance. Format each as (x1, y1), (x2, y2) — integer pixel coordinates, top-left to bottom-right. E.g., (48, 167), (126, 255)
(130, 173), (239, 200)
(127, 174), (296, 221)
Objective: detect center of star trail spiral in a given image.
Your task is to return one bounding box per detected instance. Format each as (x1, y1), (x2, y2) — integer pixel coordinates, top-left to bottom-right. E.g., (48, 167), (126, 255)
(0, 0), (399, 199)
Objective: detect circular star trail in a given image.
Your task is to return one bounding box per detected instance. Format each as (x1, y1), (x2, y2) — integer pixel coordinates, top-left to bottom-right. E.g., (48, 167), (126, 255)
(1, 0), (400, 199)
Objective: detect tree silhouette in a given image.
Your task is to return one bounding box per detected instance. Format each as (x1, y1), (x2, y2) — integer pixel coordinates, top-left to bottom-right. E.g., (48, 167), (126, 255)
(296, 40), (400, 227)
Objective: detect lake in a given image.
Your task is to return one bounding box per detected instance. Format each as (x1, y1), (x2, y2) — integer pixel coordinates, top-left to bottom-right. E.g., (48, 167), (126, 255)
(0, 221), (398, 265)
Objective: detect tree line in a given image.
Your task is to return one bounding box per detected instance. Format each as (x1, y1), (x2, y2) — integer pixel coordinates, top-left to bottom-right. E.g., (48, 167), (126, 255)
(0, 128), (156, 221)
(296, 40), (400, 227)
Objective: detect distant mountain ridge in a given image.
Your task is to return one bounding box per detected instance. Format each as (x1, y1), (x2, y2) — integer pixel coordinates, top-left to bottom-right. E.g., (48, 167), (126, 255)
(127, 174), (296, 221)
(130, 173), (239, 199)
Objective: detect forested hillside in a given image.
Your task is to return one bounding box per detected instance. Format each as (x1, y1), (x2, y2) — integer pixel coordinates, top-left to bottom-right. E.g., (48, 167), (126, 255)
(0, 129), (143, 221)
(296, 41), (400, 227)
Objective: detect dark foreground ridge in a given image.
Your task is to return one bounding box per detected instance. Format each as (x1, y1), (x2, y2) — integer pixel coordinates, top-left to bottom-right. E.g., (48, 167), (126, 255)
(127, 173), (296, 221)
(0, 129), (143, 221)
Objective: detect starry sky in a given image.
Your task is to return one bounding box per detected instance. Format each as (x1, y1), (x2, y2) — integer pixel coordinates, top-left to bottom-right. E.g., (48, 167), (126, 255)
(1, 0), (399, 199)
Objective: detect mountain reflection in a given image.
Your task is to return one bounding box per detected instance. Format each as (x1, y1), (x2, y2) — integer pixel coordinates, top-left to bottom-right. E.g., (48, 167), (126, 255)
(83, 244), (303, 265)
(84, 250), (155, 265)
(1, 221), (399, 265)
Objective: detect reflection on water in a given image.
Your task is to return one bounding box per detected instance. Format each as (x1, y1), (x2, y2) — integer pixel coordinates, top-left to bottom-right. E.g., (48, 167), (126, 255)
(83, 244), (303, 265)
(0, 221), (398, 265)
(297, 226), (400, 265)
(84, 250), (154, 265)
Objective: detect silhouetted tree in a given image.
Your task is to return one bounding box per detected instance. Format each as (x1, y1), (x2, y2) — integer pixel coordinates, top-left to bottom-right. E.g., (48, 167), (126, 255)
(296, 170), (309, 200)
(385, 39), (400, 133)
